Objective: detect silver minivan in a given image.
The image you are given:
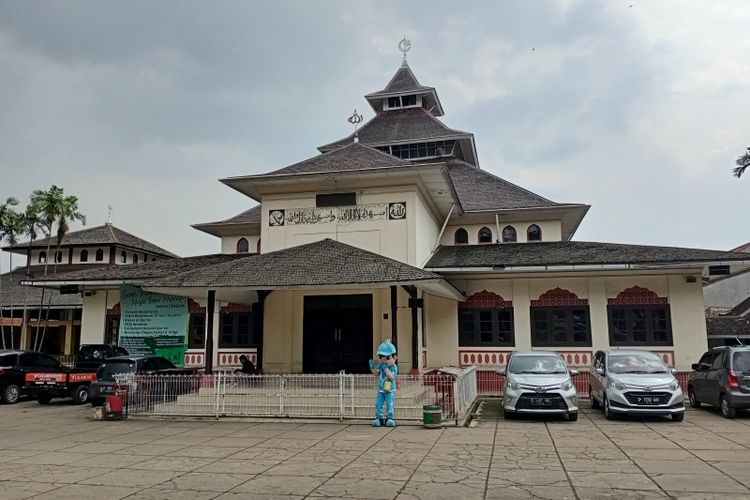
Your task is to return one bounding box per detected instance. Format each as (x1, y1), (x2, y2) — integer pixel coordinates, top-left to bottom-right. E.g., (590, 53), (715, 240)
(503, 351), (579, 421)
(589, 350), (684, 421)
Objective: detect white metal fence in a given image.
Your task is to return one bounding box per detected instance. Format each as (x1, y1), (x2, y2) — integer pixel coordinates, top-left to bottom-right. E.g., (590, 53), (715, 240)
(123, 368), (478, 425)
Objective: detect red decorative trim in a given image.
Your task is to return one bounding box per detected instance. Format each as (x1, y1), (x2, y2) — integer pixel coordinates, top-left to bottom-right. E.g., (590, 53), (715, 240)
(608, 286), (668, 305)
(188, 298), (206, 314)
(460, 290), (512, 309)
(217, 350), (257, 366)
(106, 303), (121, 315)
(531, 288), (588, 307)
(459, 349), (514, 367)
(220, 303), (252, 313)
(556, 351), (593, 367)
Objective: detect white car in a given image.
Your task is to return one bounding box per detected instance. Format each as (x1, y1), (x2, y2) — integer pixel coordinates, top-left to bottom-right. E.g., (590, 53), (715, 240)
(589, 350), (684, 422)
(503, 351), (579, 421)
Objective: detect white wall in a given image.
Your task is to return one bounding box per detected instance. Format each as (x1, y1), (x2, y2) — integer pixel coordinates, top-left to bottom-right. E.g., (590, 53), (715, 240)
(71, 246), (110, 264)
(80, 288), (120, 345)
(221, 235), (262, 255)
(440, 220), (562, 246)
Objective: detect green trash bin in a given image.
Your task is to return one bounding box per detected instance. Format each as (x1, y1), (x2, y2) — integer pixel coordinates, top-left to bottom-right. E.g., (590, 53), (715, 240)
(423, 405), (442, 429)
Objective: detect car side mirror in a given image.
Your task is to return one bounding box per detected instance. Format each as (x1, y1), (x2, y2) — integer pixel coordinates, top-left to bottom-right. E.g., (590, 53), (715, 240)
(691, 363), (700, 371)
(700, 363), (710, 372)
(569, 369), (580, 376)
(595, 367), (604, 376)
(670, 368), (677, 375)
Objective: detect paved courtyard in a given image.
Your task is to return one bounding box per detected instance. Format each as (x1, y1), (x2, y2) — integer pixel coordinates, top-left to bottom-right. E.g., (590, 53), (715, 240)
(1, 399), (750, 499)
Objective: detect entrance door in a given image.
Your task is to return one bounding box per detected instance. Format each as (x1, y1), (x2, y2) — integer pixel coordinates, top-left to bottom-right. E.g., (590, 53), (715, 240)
(303, 294), (373, 374)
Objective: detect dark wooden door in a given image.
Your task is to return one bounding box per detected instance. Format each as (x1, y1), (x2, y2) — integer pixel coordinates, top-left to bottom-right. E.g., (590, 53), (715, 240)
(303, 295), (372, 374)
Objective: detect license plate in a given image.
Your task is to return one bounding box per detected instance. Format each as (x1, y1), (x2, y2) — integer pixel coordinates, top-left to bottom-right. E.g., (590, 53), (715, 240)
(530, 397), (552, 406)
(636, 396), (657, 404)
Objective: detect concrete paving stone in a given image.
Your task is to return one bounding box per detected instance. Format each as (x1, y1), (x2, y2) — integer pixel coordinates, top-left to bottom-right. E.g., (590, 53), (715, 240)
(430, 443), (494, 456)
(60, 442), (134, 454)
(398, 480), (486, 500)
(617, 439), (681, 450)
(254, 438), (321, 450)
(215, 494), (303, 500)
(126, 456), (218, 472)
(70, 453), (153, 468)
(199, 436), (267, 448)
(634, 459), (719, 475)
(693, 449), (750, 462)
(159, 471), (254, 492)
(487, 468), (569, 487)
(167, 445), (247, 459)
(290, 451), (362, 465)
(195, 459), (278, 475)
(112, 444), (188, 456)
(709, 461), (750, 477)
(227, 448), (297, 462)
(0, 450), (45, 463)
(178, 425), (238, 437)
(336, 463), (417, 481)
(14, 451), (98, 465)
(561, 458), (640, 473)
(410, 464), (489, 484)
(312, 477), (406, 499)
(231, 474), (329, 496)
(263, 460), (343, 478)
(94, 433), (161, 444)
(420, 454), (492, 469)
(149, 435), (216, 446)
(666, 493), (750, 500)
(359, 450), (428, 465)
(484, 484), (577, 499)
(8, 440), (80, 452)
(575, 487), (669, 499)
(623, 448), (696, 460)
(77, 468), (181, 488)
(0, 480), (65, 499)
(567, 471), (660, 490)
(29, 483), (140, 500)
(7, 464), (114, 484)
(650, 473), (749, 493)
(124, 488), (219, 499)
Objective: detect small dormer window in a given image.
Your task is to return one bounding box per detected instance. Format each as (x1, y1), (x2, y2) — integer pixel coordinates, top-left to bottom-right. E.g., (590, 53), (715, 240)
(455, 228), (468, 245)
(502, 226), (517, 243)
(133, 253), (139, 264)
(478, 227), (493, 244)
(527, 224), (542, 242)
(385, 94), (417, 109)
(80, 250), (88, 262)
(121, 251), (127, 263)
(237, 238), (249, 253)
(95, 249), (104, 261)
(39, 251), (46, 264)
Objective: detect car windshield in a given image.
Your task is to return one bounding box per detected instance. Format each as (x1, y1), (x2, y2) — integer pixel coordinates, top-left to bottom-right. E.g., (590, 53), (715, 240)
(607, 354), (669, 374)
(509, 355), (567, 374)
(0, 354), (16, 367)
(732, 351), (750, 373)
(97, 361), (137, 381)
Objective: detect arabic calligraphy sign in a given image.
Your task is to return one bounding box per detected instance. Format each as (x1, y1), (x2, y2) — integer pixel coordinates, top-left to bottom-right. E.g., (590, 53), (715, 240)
(269, 202), (406, 227)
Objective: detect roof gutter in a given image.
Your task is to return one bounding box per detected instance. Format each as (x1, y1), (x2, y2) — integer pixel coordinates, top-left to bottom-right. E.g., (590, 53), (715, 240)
(21, 279), (143, 287)
(426, 260), (750, 273)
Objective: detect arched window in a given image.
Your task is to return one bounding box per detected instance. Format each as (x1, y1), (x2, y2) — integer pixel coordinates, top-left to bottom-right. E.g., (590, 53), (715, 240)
(478, 227), (493, 244)
(502, 226), (517, 243)
(38, 251), (46, 264)
(133, 253), (139, 264)
(236, 238), (249, 253)
(80, 250), (88, 262)
(527, 224), (542, 242)
(120, 251), (127, 263)
(95, 249), (104, 261)
(55, 251), (63, 263)
(256, 239), (261, 254)
(454, 228), (469, 245)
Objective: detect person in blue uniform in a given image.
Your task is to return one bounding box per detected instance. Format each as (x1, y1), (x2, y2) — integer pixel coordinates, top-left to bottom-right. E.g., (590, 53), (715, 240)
(369, 340), (398, 427)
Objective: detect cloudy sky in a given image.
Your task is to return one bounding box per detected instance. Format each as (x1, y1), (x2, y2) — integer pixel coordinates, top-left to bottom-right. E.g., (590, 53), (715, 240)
(1, 0), (748, 269)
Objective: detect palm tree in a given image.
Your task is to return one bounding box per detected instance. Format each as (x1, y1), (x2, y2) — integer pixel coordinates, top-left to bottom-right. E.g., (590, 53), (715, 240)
(734, 147), (750, 178)
(2, 210), (25, 349)
(20, 204), (43, 351)
(37, 190), (86, 352)
(0, 197), (20, 349)
(29, 186), (63, 351)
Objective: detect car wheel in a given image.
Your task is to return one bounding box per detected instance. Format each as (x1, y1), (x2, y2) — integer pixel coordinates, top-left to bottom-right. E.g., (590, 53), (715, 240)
(37, 393), (52, 405)
(672, 412), (685, 422)
(590, 388), (600, 409)
(503, 410), (514, 420)
(688, 387), (701, 408)
(2, 384), (20, 404)
(568, 411), (579, 422)
(72, 385), (89, 404)
(603, 396), (616, 420)
(720, 396), (736, 419)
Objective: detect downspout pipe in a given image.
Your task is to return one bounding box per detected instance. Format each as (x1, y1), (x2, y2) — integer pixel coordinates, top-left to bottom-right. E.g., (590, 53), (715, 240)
(423, 204), (455, 267)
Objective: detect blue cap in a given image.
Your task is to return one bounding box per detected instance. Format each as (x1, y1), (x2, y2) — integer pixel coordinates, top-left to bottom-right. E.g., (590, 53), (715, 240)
(376, 340), (396, 356)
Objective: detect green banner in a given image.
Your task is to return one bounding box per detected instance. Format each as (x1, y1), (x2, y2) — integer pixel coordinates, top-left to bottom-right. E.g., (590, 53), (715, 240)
(118, 285), (188, 366)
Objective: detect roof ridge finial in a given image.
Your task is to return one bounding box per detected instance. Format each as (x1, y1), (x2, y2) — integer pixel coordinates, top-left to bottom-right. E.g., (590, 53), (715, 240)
(106, 205), (113, 225)
(399, 36), (411, 66)
(347, 109), (363, 143)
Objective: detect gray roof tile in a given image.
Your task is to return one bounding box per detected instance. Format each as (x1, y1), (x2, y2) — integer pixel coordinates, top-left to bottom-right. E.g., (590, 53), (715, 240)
(0, 269), (82, 308)
(318, 108), (472, 153)
(266, 142), (407, 176)
(365, 62), (432, 96)
(5, 224), (178, 258)
(193, 205), (261, 229)
(147, 239), (442, 288)
(426, 241), (750, 268)
(706, 316), (750, 337)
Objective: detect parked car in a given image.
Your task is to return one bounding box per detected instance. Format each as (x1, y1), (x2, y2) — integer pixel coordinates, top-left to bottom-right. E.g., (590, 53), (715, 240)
(589, 350), (684, 421)
(89, 355), (199, 407)
(502, 351), (579, 421)
(73, 344), (129, 371)
(0, 349), (96, 404)
(688, 346), (750, 418)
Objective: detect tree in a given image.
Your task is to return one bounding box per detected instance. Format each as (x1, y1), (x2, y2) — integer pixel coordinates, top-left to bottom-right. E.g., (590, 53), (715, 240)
(0, 197), (20, 348)
(734, 147), (750, 178)
(1, 209), (25, 349)
(35, 187), (86, 351)
(20, 204), (43, 351)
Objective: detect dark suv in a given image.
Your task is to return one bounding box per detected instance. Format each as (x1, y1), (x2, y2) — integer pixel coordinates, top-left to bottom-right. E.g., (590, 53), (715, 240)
(74, 344), (129, 371)
(688, 346), (750, 418)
